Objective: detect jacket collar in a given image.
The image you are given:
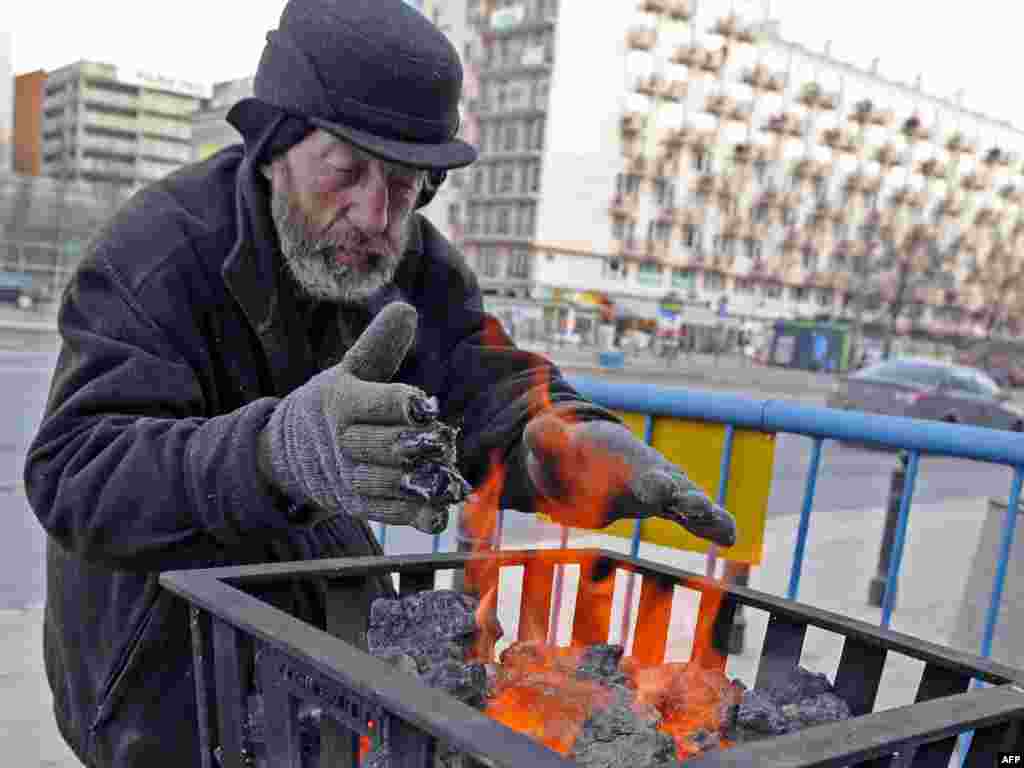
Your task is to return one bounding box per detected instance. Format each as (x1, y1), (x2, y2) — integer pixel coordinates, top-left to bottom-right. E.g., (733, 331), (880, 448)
(221, 141), (425, 396)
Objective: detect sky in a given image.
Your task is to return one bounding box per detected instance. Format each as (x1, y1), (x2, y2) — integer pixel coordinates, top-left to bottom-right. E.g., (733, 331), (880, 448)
(6, 1), (1024, 129)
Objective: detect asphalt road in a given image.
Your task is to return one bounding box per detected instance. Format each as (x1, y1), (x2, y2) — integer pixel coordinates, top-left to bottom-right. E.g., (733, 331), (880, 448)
(0, 349), (1014, 610)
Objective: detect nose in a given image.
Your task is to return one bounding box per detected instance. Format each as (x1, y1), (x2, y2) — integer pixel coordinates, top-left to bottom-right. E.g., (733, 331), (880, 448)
(346, 160), (391, 235)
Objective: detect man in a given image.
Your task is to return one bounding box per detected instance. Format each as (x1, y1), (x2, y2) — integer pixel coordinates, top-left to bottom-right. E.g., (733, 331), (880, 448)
(24, 1), (736, 765)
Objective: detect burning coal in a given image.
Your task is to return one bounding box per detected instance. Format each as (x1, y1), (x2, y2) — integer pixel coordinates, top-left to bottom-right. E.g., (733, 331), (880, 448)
(362, 589), (853, 767)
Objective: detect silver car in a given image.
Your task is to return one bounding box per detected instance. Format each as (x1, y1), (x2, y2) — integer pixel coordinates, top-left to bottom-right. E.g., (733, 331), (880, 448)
(827, 357), (1024, 432)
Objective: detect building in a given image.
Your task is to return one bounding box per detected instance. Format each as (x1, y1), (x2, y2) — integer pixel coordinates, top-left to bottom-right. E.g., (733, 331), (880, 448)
(39, 61), (209, 189)
(455, 0), (1024, 347)
(191, 77), (254, 161)
(0, 30), (13, 172)
(14, 71), (46, 176)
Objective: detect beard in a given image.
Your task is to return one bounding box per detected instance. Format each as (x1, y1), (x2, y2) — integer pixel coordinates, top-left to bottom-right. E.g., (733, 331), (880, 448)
(269, 173), (411, 305)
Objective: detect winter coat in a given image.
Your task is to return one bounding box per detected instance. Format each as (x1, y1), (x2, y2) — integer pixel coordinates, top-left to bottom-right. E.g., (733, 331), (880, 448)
(23, 144), (611, 767)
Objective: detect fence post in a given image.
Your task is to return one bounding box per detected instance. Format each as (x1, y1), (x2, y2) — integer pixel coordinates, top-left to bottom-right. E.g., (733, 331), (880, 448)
(868, 450), (908, 608)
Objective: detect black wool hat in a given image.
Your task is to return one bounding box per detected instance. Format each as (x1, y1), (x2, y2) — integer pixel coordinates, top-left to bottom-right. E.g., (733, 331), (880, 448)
(230, 0), (477, 171)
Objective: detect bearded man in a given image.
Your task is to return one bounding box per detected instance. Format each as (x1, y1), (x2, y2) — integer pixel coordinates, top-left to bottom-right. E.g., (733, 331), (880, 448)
(23, 1), (735, 765)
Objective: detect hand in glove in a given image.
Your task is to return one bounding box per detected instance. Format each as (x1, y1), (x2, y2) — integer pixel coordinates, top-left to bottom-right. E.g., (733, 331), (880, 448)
(257, 302), (471, 534)
(522, 414), (737, 547)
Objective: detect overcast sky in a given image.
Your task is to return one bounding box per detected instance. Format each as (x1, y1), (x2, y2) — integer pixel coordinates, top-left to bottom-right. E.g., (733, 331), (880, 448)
(8, 1), (1024, 128)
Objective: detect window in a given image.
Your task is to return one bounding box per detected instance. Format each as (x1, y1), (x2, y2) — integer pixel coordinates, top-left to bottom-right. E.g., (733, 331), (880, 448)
(480, 247), (502, 278)
(745, 240), (762, 261)
(488, 164), (500, 195)
(790, 286), (808, 302)
(816, 288), (834, 306)
(636, 262), (662, 286)
(801, 246), (816, 270)
(612, 217), (626, 240)
(735, 279), (756, 295)
(762, 282), (783, 299)
(517, 203), (535, 236)
(534, 78), (550, 109)
(529, 161), (541, 192)
(467, 204), (480, 234)
(684, 224), (701, 249)
(504, 120), (518, 151)
(754, 159), (768, 183)
(473, 168), (484, 194)
(447, 203), (461, 227)
(508, 248), (530, 278)
(704, 271), (724, 291)
(671, 268), (696, 290)
(500, 163), (515, 193)
(653, 220), (672, 243)
(653, 178), (675, 208)
(532, 118), (546, 150)
(693, 151), (712, 173)
(519, 161), (531, 193)
(496, 206), (511, 234)
(814, 177), (827, 202)
(625, 173), (641, 195)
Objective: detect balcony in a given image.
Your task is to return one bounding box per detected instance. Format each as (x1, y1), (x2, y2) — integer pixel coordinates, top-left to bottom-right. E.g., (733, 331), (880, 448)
(639, 0), (668, 13)
(873, 142), (903, 169)
(821, 126), (858, 154)
(625, 152), (651, 177)
(935, 194), (964, 220)
(620, 112), (646, 140)
(81, 87), (138, 111)
(698, 48), (727, 74)
(960, 171), (988, 193)
(732, 142), (766, 166)
(609, 193), (639, 218)
(999, 184), (1024, 205)
(670, 44), (704, 68)
(653, 151), (680, 177)
(708, 13), (758, 44)
(626, 26), (657, 51)
(900, 115), (933, 143)
(797, 82), (838, 111)
(691, 173), (718, 199)
(790, 156), (829, 182)
(917, 157), (948, 181)
(139, 91), (199, 118)
(81, 133), (137, 158)
(843, 171), (882, 195)
(763, 112), (804, 139)
(945, 131), (977, 156)
(704, 92), (735, 118)
(974, 207), (1003, 228)
(663, 80), (687, 102)
(983, 146), (1015, 167)
(86, 110), (139, 134)
(849, 99), (893, 128)
(741, 64), (786, 93)
(666, 0), (693, 20)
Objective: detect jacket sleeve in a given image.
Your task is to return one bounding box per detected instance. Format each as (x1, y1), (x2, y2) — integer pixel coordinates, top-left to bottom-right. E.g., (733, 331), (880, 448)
(23, 255), (291, 571)
(440, 278), (620, 513)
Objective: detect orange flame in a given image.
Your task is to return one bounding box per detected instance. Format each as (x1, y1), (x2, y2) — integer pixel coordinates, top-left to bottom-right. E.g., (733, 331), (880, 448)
(463, 448), (506, 663)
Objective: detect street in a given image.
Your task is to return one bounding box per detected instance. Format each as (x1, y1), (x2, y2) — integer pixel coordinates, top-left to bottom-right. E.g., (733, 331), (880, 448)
(0, 347), (1015, 610)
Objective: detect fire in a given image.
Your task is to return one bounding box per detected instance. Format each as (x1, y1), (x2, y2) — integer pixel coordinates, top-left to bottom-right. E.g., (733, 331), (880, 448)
(454, 321), (736, 761)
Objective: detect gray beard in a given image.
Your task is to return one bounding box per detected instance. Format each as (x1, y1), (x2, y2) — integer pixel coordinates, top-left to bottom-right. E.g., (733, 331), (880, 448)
(270, 182), (408, 306)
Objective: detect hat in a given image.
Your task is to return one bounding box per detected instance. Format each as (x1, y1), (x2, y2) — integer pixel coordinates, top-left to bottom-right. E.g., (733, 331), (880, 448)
(236, 0), (477, 171)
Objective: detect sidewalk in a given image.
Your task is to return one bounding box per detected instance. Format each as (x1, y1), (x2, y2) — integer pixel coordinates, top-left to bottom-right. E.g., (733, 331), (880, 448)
(4, 494), (1005, 766)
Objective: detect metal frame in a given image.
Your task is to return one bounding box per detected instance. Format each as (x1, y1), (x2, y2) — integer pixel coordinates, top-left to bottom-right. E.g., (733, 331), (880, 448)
(162, 548), (1024, 768)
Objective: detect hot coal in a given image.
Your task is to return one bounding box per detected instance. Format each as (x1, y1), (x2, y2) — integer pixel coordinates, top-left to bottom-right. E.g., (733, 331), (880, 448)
(569, 685), (679, 768)
(358, 591), (856, 767)
(728, 666), (852, 743)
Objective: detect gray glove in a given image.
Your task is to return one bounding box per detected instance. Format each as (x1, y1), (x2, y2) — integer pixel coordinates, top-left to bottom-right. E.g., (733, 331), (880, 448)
(257, 302), (471, 534)
(523, 415), (737, 547)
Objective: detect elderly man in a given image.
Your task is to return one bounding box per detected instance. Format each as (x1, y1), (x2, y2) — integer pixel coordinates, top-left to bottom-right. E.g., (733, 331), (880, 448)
(24, 0), (735, 765)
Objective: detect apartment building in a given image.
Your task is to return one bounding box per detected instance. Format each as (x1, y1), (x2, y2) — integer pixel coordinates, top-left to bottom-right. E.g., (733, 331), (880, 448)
(39, 61), (208, 188)
(191, 77), (255, 161)
(457, 0), (1024, 345)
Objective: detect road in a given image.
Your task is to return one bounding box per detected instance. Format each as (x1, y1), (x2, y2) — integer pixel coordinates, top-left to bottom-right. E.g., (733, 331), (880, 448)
(0, 348), (1014, 609)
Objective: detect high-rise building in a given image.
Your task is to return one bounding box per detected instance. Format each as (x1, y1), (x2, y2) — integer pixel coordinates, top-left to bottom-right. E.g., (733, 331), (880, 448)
(40, 61), (209, 188)
(14, 71), (46, 176)
(191, 77), (254, 161)
(457, 0), (1024, 345)
(0, 30), (13, 172)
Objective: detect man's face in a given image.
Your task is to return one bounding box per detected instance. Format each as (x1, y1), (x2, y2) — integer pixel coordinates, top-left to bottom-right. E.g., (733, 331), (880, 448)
(267, 129), (425, 304)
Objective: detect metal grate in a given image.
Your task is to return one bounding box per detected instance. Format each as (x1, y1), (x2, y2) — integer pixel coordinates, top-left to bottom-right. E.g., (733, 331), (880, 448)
(162, 549), (1024, 768)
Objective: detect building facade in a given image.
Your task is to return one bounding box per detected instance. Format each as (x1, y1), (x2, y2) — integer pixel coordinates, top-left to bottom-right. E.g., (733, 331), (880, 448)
(14, 71), (46, 176)
(191, 77), (254, 161)
(455, 0), (1024, 345)
(39, 61), (209, 189)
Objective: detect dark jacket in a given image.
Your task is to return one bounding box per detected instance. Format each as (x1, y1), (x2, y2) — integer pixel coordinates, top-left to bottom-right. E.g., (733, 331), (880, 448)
(23, 145), (611, 767)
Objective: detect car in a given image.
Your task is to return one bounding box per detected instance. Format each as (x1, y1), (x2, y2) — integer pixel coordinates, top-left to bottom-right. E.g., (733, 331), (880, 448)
(826, 357), (1024, 432)
(956, 339), (1024, 389)
(0, 271), (50, 310)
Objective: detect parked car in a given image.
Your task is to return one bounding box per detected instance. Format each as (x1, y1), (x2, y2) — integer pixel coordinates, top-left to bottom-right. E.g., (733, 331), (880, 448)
(0, 271), (49, 310)
(956, 339), (1024, 389)
(826, 357), (1024, 432)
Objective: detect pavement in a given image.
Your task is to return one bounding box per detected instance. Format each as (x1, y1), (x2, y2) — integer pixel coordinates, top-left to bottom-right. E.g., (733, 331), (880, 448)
(4, 491), (1014, 766)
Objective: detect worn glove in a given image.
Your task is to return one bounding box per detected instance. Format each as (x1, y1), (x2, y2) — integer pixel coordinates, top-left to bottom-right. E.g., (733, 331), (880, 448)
(257, 302), (471, 534)
(522, 414), (737, 547)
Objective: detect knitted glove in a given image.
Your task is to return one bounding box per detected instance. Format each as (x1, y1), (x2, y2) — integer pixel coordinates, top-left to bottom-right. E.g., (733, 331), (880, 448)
(522, 414), (737, 547)
(257, 302), (470, 534)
